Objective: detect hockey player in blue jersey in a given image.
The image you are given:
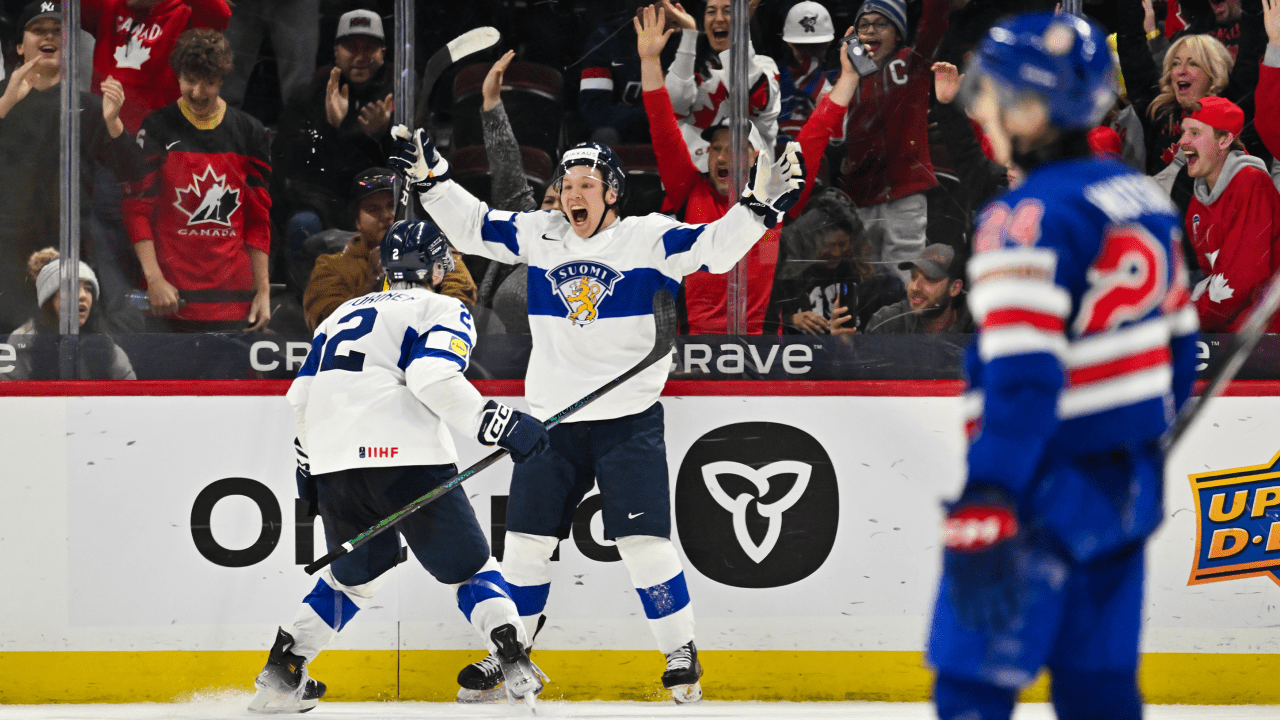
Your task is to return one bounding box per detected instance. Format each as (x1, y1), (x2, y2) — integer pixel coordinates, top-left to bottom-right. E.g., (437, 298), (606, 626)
(927, 11), (1201, 720)
(248, 220), (551, 713)
(390, 126), (804, 703)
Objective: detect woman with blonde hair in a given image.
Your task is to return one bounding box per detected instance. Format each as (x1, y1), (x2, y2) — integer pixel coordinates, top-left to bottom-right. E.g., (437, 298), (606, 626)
(1117, 0), (1271, 177)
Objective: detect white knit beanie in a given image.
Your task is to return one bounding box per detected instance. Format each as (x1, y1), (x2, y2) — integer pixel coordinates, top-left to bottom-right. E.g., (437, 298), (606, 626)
(36, 260), (99, 308)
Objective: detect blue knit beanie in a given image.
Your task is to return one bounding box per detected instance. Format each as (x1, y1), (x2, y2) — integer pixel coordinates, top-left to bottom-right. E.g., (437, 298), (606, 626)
(857, 0), (907, 42)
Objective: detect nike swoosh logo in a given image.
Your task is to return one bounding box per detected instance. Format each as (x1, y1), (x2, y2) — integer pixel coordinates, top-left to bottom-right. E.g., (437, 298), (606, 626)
(628, 512), (644, 519)
(542, 233), (558, 242)
(165, 141), (180, 150)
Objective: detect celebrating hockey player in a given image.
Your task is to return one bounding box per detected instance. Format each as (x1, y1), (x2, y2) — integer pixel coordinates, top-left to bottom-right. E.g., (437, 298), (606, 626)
(248, 220), (550, 713)
(927, 12), (1200, 720)
(390, 125), (804, 703)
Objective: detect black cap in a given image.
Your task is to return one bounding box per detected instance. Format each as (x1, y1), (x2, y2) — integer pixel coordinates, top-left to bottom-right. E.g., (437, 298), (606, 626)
(350, 167), (395, 205)
(898, 243), (957, 281)
(17, 1), (61, 37)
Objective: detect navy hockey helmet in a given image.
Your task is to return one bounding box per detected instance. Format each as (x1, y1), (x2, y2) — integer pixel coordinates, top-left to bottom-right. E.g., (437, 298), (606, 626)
(551, 142), (627, 205)
(381, 219), (455, 287)
(962, 11), (1116, 132)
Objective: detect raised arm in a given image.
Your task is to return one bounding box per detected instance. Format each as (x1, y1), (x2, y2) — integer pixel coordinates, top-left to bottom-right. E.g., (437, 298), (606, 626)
(637, 5), (702, 212)
(482, 51), (538, 213)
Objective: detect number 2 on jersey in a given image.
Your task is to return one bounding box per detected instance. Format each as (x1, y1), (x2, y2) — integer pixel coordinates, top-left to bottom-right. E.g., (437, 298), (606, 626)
(1075, 225), (1169, 336)
(320, 308), (378, 372)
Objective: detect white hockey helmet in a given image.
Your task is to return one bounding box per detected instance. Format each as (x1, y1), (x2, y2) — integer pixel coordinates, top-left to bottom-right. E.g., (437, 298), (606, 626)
(782, 1), (835, 44)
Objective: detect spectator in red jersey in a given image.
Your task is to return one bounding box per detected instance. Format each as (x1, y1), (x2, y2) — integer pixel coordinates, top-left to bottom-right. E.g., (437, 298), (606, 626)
(0, 1), (145, 334)
(1179, 97), (1280, 331)
(637, 4), (850, 335)
(776, 1), (842, 146)
(82, 0), (232, 136)
(123, 28), (273, 333)
(660, 0), (780, 172)
(838, 0), (948, 287)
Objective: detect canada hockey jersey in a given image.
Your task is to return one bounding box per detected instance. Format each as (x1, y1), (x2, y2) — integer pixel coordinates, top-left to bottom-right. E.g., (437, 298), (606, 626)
(122, 101), (272, 322)
(964, 157), (1199, 557)
(82, 0), (231, 134)
(419, 180), (770, 422)
(290, 288), (478, 474)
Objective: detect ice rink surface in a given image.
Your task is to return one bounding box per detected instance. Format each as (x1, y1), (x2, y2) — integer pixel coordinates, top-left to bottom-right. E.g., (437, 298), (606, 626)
(0, 695), (1276, 720)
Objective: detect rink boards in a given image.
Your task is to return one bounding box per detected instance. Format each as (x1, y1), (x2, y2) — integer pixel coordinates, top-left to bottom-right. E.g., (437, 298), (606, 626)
(1, 380), (1279, 704)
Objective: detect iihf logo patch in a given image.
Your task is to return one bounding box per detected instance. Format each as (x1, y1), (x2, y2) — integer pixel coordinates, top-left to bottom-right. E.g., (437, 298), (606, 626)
(545, 261), (624, 326)
(174, 165), (242, 227)
(1188, 449), (1280, 588)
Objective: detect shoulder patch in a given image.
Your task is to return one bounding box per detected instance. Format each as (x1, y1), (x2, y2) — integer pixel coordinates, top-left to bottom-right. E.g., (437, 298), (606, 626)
(449, 336), (468, 356)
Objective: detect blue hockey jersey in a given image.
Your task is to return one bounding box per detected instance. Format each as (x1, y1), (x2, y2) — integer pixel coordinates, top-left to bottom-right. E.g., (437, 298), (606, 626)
(963, 157), (1200, 558)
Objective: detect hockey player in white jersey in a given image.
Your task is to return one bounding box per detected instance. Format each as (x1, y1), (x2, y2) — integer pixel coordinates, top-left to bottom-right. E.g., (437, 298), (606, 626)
(248, 220), (550, 713)
(390, 126), (804, 703)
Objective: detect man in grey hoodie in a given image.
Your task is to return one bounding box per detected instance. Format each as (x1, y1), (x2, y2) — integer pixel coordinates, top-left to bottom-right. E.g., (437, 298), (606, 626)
(1180, 96), (1280, 331)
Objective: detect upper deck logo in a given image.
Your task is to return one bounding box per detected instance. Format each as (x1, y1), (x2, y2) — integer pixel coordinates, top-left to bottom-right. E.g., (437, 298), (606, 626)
(545, 261), (623, 326)
(1188, 449), (1280, 587)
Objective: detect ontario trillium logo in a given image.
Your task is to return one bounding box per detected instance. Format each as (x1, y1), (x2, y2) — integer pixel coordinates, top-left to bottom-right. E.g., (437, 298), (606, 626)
(676, 422), (839, 588)
(1188, 450), (1280, 587)
(174, 166), (242, 226)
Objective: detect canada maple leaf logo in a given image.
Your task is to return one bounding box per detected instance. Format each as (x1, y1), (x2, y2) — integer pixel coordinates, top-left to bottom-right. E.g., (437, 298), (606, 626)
(174, 165), (241, 227)
(692, 82), (729, 129)
(114, 32), (151, 70)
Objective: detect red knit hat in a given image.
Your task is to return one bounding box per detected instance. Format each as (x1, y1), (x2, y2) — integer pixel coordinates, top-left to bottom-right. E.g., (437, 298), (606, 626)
(1185, 96), (1244, 137)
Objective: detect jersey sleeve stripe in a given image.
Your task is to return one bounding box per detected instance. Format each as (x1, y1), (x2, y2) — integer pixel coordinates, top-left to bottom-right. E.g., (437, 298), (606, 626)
(1067, 346), (1171, 387)
(1058, 366), (1173, 419)
(480, 213), (522, 256)
(1065, 317), (1170, 366)
(409, 348), (467, 372)
(661, 225), (707, 258)
(983, 308), (1065, 333)
(581, 67), (613, 79)
(580, 77), (614, 92)
(978, 326), (1069, 361)
(967, 247), (1058, 285)
(396, 327), (421, 371)
(1167, 304), (1199, 337)
(969, 279), (1072, 322)
(296, 333), (326, 378)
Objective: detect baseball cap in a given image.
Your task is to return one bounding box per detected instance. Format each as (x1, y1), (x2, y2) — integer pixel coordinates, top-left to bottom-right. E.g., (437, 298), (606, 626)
(17, 1), (61, 36)
(350, 167), (395, 205)
(700, 118), (764, 151)
(898, 243), (956, 281)
(1185, 96), (1244, 138)
(336, 9), (385, 43)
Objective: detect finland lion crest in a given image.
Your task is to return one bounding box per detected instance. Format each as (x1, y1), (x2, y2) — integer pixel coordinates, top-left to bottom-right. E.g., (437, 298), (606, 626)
(546, 261), (624, 326)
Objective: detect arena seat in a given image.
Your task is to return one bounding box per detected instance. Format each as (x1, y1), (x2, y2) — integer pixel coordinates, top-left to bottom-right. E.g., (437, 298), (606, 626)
(452, 61), (564, 161)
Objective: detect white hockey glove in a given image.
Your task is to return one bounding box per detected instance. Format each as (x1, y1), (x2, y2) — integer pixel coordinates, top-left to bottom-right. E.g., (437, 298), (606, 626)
(739, 141), (806, 228)
(390, 124), (450, 192)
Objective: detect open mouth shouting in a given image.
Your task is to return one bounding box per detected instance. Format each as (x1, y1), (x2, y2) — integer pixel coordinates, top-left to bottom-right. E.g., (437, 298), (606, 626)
(1184, 146), (1200, 172)
(569, 205), (590, 227)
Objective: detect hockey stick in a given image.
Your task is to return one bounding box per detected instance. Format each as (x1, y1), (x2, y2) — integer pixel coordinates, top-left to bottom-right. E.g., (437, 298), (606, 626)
(304, 289), (678, 575)
(1164, 266), (1280, 452)
(395, 27), (502, 223)
(414, 26), (501, 133)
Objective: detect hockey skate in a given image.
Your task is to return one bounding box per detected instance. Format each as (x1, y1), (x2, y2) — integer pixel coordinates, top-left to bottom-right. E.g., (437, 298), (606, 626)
(491, 623), (548, 711)
(456, 614), (546, 704)
(247, 628), (327, 714)
(455, 652), (506, 704)
(662, 641), (703, 704)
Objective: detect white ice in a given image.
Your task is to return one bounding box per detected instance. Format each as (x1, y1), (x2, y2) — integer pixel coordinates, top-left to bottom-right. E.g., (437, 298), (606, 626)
(0, 696), (1275, 720)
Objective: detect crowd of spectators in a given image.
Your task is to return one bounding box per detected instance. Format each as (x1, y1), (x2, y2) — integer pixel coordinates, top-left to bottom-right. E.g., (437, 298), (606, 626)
(2, 0), (1279, 379)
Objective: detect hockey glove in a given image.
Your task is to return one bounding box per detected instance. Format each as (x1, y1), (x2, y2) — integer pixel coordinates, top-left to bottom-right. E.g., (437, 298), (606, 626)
(477, 400), (550, 463)
(941, 483), (1021, 633)
(390, 124), (450, 192)
(739, 141), (805, 228)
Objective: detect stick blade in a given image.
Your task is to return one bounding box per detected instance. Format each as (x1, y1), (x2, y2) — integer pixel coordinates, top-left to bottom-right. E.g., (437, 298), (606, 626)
(446, 27), (501, 62)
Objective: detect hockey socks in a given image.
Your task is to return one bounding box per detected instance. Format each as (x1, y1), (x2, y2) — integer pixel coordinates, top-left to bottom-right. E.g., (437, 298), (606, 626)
(454, 557), (528, 652)
(501, 532), (558, 640)
(616, 535), (694, 655)
(286, 567), (386, 662)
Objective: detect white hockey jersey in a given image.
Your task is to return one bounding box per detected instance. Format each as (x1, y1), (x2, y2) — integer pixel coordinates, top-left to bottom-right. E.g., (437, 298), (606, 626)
(419, 180), (769, 422)
(288, 287), (478, 474)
